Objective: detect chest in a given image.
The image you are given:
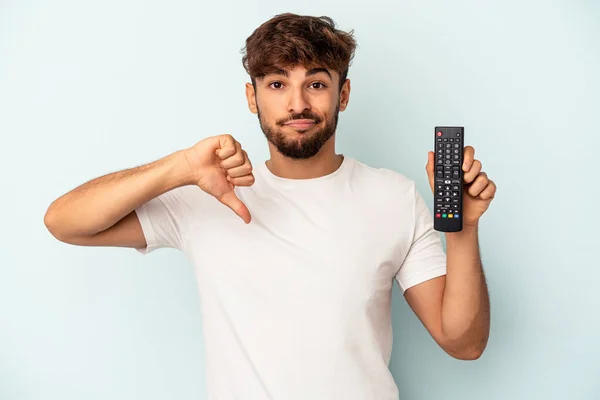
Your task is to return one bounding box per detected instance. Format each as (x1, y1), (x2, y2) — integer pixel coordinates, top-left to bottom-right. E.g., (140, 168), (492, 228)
(183, 191), (410, 309)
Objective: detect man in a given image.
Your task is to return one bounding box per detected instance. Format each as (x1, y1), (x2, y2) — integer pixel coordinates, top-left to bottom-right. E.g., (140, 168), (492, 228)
(44, 13), (496, 400)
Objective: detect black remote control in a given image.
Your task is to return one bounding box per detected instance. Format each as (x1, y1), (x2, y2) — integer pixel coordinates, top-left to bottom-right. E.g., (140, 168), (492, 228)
(433, 126), (464, 232)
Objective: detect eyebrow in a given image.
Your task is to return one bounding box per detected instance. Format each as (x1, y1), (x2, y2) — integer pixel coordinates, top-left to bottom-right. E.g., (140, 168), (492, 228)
(268, 67), (332, 80)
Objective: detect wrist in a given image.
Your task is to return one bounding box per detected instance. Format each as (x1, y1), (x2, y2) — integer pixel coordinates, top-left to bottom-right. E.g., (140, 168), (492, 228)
(166, 150), (197, 188)
(445, 223), (478, 240)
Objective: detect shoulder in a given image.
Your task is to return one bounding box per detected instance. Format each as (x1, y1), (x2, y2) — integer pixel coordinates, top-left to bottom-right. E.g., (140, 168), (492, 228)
(155, 184), (218, 214)
(347, 158), (431, 238)
(349, 157), (417, 194)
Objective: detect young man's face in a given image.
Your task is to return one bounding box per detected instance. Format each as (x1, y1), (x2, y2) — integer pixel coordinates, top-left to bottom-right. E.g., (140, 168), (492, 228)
(246, 65), (350, 159)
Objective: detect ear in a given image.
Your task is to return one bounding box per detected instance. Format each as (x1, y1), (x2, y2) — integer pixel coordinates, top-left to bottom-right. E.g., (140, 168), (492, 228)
(338, 79), (351, 112)
(245, 82), (258, 114)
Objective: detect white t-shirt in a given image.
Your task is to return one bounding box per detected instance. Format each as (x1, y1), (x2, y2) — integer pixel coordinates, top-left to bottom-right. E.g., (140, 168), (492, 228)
(134, 155), (446, 400)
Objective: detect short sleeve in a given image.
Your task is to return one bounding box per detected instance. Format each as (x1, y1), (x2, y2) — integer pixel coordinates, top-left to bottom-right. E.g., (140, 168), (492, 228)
(395, 187), (447, 293)
(134, 186), (195, 254)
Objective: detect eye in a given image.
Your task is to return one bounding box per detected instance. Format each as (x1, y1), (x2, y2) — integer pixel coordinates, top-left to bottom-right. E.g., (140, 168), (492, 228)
(311, 82), (327, 89)
(269, 81), (284, 89)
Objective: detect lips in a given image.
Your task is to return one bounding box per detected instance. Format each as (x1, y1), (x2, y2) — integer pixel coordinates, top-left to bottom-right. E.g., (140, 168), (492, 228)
(284, 119), (316, 129)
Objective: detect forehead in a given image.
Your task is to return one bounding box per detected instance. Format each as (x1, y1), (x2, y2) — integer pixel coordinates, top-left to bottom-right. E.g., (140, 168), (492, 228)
(262, 65), (334, 80)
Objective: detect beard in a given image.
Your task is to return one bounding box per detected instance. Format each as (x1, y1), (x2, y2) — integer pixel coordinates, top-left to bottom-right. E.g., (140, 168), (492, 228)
(257, 104), (340, 160)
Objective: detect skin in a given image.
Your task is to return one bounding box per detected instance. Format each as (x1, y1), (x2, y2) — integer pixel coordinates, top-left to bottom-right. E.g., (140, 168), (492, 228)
(245, 65), (497, 360)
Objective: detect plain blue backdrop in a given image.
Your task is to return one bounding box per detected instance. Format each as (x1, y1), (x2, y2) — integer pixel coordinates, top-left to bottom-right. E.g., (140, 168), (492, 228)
(1, 0), (598, 399)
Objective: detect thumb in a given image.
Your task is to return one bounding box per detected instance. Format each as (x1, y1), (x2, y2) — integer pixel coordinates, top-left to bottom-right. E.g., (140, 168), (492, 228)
(217, 189), (252, 224)
(425, 151), (435, 193)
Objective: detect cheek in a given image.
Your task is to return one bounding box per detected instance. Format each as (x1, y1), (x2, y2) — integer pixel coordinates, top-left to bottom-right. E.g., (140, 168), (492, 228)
(256, 99), (279, 117)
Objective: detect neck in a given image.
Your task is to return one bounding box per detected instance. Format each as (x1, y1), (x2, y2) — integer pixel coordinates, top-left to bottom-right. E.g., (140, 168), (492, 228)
(265, 138), (343, 179)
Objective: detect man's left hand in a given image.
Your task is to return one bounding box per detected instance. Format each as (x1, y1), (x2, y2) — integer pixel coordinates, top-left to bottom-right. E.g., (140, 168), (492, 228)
(426, 146), (497, 227)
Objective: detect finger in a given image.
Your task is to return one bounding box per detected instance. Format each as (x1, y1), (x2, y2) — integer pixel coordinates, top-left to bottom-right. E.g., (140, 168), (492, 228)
(425, 151), (435, 192)
(226, 150), (253, 178)
(217, 190), (252, 224)
(467, 172), (489, 197)
(228, 174), (255, 187)
(462, 145), (475, 172)
(221, 142), (245, 170)
(477, 179), (496, 200)
(463, 159), (481, 184)
(215, 134), (237, 160)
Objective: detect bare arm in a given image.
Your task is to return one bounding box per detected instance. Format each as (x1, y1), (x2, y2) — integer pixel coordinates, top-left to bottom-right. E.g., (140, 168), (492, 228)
(441, 226), (490, 355)
(405, 225), (490, 361)
(44, 150), (193, 246)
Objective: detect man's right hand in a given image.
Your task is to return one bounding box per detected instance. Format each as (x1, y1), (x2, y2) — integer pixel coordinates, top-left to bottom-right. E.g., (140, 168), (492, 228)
(183, 134), (255, 224)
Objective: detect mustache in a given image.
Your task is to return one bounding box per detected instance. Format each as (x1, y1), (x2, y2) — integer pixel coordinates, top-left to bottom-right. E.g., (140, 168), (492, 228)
(278, 112), (322, 125)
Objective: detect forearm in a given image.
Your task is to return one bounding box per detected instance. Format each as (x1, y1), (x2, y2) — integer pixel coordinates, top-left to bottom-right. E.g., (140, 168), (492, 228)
(44, 150), (193, 239)
(441, 224), (490, 357)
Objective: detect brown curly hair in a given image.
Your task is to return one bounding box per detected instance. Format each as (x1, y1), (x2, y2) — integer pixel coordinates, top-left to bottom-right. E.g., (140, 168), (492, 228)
(241, 13), (357, 91)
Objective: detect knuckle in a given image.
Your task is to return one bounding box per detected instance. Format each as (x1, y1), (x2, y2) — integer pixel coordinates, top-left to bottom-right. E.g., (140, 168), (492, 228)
(219, 134), (234, 146)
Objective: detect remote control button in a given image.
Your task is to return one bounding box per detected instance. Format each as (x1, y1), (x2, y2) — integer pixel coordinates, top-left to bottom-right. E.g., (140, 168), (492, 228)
(437, 131), (442, 136)
(442, 214), (447, 218)
(443, 138), (448, 142)
(448, 214), (453, 218)
(452, 191), (459, 197)
(452, 184), (459, 190)
(435, 213), (441, 218)
(454, 214), (460, 218)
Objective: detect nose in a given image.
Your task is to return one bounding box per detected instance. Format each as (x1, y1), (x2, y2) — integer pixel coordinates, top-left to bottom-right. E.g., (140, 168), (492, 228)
(288, 86), (311, 114)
